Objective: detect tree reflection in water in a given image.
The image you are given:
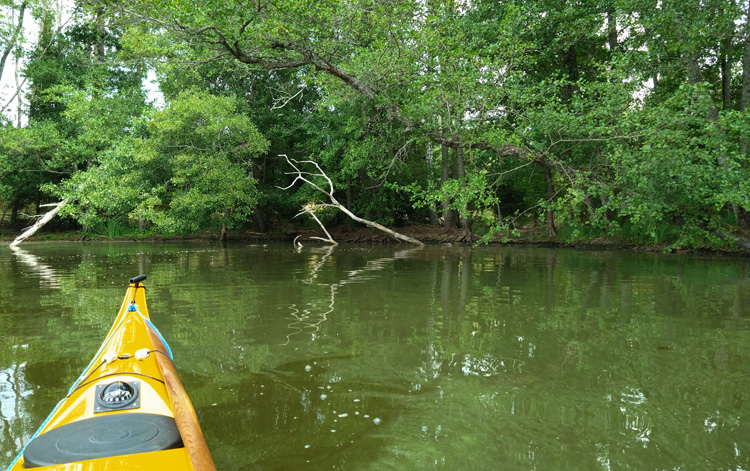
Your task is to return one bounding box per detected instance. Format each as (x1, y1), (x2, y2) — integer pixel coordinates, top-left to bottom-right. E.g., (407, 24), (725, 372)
(1, 243), (749, 470)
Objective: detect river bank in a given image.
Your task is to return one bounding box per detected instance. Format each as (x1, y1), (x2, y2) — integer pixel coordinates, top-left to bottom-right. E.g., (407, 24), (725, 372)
(2, 222), (749, 256)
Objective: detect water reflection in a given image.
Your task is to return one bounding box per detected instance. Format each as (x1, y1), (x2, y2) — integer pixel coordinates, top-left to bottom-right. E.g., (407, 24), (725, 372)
(9, 247), (60, 288)
(282, 284), (336, 344)
(284, 246), (423, 344)
(0, 358), (31, 460)
(0, 243), (749, 470)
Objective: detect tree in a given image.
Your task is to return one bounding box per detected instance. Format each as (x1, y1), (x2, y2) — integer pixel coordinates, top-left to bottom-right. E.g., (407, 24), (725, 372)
(4, 0), (749, 249)
(1, 2), (149, 232)
(54, 90), (269, 239)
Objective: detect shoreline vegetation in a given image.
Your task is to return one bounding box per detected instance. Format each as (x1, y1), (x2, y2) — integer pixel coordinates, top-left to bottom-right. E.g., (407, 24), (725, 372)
(3, 222), (749, 256)
(2, 2), (750, 255)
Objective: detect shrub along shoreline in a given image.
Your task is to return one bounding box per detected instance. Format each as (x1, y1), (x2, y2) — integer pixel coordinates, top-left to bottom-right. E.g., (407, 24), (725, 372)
(3, 223), (749, 256)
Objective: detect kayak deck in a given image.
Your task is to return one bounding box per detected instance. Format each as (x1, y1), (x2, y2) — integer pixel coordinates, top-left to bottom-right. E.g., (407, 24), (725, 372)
(6, 276), (214, 471)
(16, 448), (192, 471)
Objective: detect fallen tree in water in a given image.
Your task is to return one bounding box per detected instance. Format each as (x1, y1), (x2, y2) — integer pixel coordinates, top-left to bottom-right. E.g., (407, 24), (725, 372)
(10, 200), (67, 248)
(278, 155), (424, 247)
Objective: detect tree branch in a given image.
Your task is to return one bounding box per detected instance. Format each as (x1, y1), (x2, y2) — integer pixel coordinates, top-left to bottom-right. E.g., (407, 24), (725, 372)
(278, 155), (424, 246)
(0, 2), (27, 85)
(10, 200), (67, 248)
(295, 204), (338, 246)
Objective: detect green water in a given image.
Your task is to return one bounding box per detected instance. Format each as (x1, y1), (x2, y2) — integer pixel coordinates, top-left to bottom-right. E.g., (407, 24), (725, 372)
(1, 242), (749, 470)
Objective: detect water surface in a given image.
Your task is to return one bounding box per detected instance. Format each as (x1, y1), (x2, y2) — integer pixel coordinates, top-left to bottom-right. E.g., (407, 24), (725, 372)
(1, 242), (749, 470)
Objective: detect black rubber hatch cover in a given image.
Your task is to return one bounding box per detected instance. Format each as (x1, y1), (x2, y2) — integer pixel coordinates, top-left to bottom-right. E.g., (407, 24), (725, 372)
(23, 413), (182, 468)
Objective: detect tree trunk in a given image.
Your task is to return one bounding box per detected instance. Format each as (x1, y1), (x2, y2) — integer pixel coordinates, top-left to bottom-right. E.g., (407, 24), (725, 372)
(14, 36), (22, 127)
(219, 215), (228, 243)
(644, 27), (660, 91)
(0, 2), (26, 90)
(10, 201), (19, 226)
(721, 38), (732, 110)
(440, 144), (454, 232)
(343, 177), (353, 230)
(426, 142), (438, 225)
(246, 155), (266, 232)
(561, 45), (579, 101)
(607, 6), (617, 52)
(10, 200), (67, 247)
(95, 8), (105, 64)
(252, 204), (266, 232)
(456, 147), (472, 237)
(545, 168), (558, 237)
(346, 177), (352, 209)
(28, 6), (52, 120)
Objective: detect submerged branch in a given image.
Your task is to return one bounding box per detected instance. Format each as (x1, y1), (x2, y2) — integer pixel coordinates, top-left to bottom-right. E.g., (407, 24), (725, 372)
(278, 154), (424, 247)
(295, 205), (338, 246)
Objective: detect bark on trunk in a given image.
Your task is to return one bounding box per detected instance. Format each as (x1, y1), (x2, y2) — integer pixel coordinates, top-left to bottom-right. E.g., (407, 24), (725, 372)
(0, 206), (9, 226)
(426, 142), (438, 225)
(644, 28), (660, 91)
(721, 38), (732, 110)
(607, 6), (617, 52)
(220, 215), (228, 243)
(456, 147), (472, 237)
(545, 168), (558, 237)
(10, 201), (19, 226)
(440, 144), (454, 232)
(252, 204), (266, 232)
(0, 2), (26, 84)
(561, 45), (579, 101)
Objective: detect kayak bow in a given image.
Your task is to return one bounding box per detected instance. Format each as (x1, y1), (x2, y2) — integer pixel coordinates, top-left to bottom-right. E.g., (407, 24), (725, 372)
(6, 275), (216, 471)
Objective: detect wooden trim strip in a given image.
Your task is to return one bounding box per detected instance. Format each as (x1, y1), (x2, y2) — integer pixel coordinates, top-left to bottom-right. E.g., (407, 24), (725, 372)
(147, 327), (216, 471)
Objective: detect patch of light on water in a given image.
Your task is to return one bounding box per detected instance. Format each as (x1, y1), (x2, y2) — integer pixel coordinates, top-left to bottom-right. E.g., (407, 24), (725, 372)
(596, 443), (611, 471)
(704, 413), (719, 433)
(0, 363), (33, 420)
(460, 353), (524, 377)
(620, 387), (647, 406)
(619, 387), (651, 446)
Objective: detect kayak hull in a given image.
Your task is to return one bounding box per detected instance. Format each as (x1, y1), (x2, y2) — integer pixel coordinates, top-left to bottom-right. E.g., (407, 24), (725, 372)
(6, 277), (215, 471)
(14, 448), (192, 471)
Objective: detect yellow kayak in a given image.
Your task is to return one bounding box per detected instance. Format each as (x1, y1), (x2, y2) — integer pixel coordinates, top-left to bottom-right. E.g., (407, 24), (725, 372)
(6, 276), (216, 471)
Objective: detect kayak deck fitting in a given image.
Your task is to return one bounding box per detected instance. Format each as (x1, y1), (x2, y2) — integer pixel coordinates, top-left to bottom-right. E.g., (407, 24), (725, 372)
(6, 275), (216, 471)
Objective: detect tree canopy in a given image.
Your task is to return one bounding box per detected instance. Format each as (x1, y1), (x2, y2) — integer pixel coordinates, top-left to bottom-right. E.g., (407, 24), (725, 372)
(1, 0), (750, 249)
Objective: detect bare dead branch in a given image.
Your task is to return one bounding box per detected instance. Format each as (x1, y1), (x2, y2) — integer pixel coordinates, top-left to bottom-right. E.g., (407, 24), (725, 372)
(10, 200), (67, 248)
(270, 83), (306, 110)
(294, 204), (338, 246)
(278, 154), (424, 247)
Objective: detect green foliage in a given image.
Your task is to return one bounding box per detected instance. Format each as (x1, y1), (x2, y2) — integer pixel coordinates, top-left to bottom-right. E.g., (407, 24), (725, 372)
(0, 122), (67, 217)
(93, 217), (133, 239)
(53, 90), (269, 234)
(604, 84), (748, 248)
(2, 0), (750, 249)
